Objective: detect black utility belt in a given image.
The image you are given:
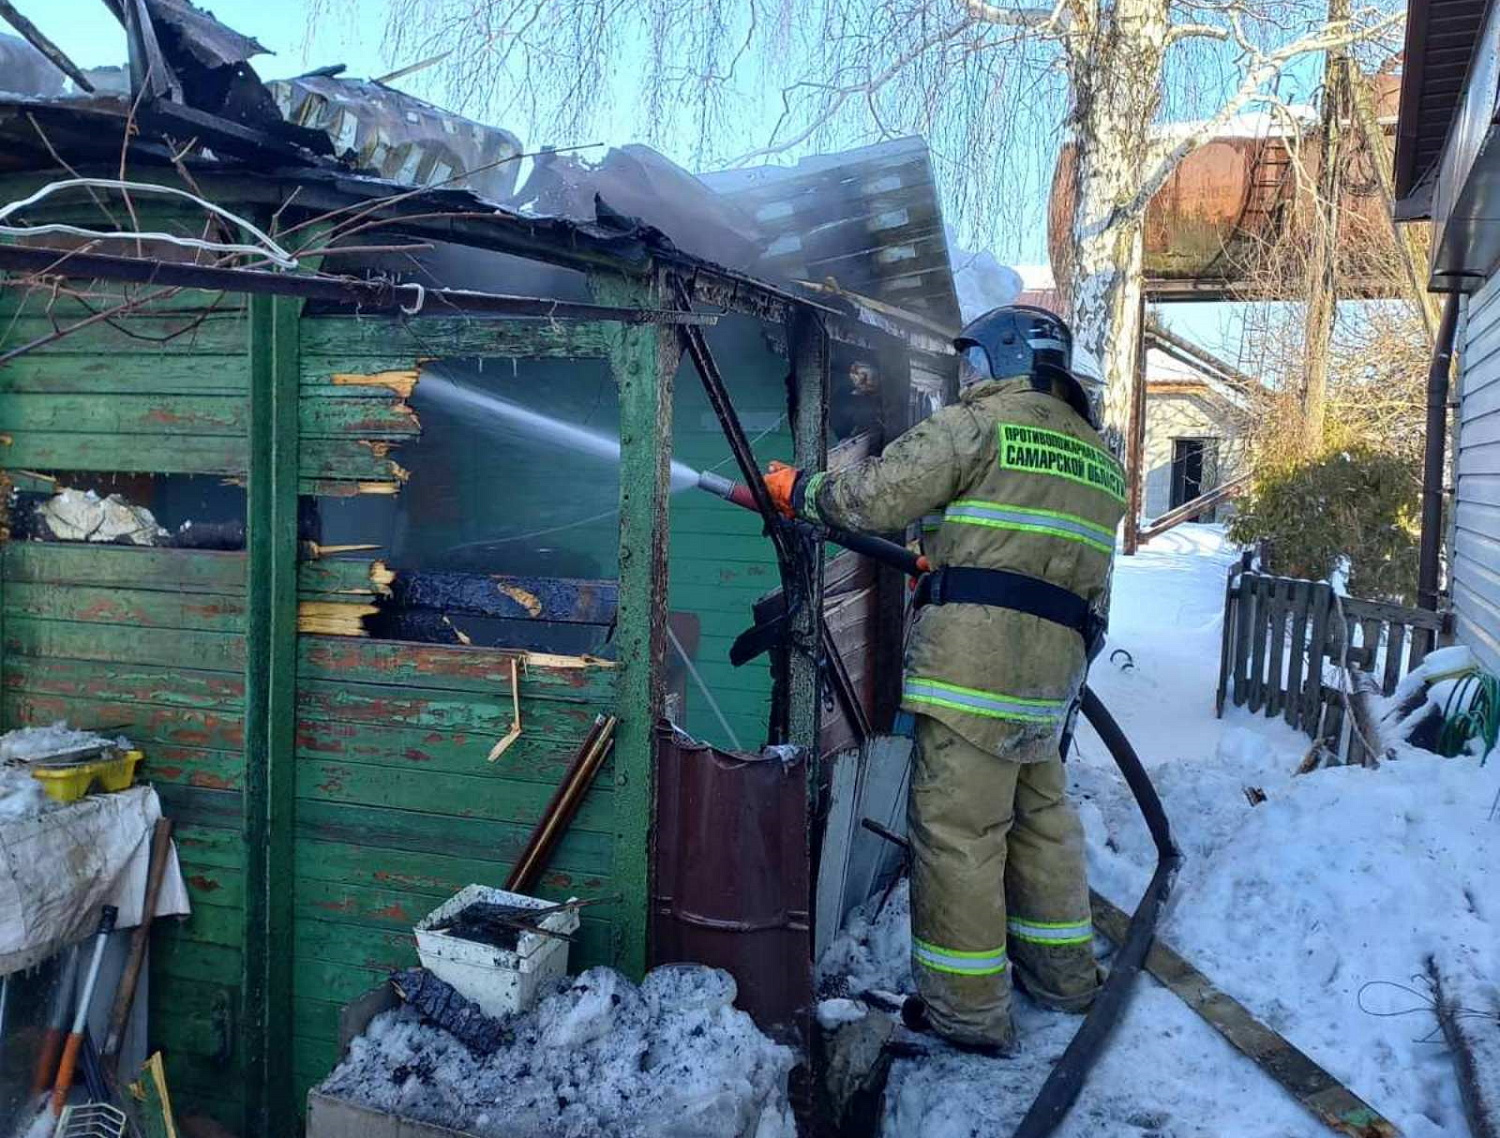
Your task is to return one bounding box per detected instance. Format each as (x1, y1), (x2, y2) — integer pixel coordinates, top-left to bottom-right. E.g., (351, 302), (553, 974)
(912, 565), (1091, 641)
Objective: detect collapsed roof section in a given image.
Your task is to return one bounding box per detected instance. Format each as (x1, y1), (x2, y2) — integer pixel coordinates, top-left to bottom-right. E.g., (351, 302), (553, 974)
(269, 75), (526, 203)
(0, 0), (960, 357)
(701, 138), (963, 329)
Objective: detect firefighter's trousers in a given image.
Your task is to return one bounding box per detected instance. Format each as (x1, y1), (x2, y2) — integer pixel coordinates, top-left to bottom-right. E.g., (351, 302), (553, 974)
(908, 715), (1099, 1048)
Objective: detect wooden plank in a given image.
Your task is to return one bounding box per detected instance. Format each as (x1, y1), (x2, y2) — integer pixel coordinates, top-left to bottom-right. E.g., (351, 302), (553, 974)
(1216, 566), (1240, 717)
(0, 283), (241, 319)
(3, 656), (245, 708)
(1356, 618), (1379, 673)
(295, 717), (596, 785)
(298, 636), (615, 702)
(0, 353), (248, 394)
(789, 305), (830, 764)
(297, 316), (612, 360)
(1284, 581), (1310, 730)
(592, 274), (675, 978)
(181, 864), (246, 911)
(292, 839), (613, 905)
(1231, 576), (1254, 708)
(2, 543), (245, 593)
(284, 918), (418, 975)
(0, 393), (245, 435)
(298, 397), (419, 440)
(0, 313), (247, 353)
(1302, 584), (1333, 737)
(2, 582), (245, 631)
(242, 291), (300, 1136)
(1248, 576), (1270, 713)
(156, 904), (244, 952)
(299, 559), (391, 598)
(1, 431), (248, 474)
(293, 798), (615, 877)
(1, 691), (244, 749)
(3, 617), (244, 671)
(141, 744), (245, 792)
(1340, 594), (1446, 631)
(1382, 622), (1407, 697)
(171, 823), (247, 870)
(296, 679), (600, 738)
(1091, 891), (1400, 1138)
(1265, 578), (1289, 718)
(153, 937), (243, 985)
(294, 756), (615, 831)
(154, 784), (244, 831)
(0, 433), (402, 480)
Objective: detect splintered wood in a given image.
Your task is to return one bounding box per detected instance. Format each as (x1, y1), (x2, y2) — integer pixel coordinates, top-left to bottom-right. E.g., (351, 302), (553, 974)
(298, 600), (380, 637)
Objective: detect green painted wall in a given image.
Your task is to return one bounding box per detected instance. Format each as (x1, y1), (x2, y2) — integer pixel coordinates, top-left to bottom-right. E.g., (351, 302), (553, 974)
(0, 271), (642, 1132)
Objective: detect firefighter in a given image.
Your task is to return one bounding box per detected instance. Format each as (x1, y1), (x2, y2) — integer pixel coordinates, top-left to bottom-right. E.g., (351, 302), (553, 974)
(764, 306), (1123, 1053)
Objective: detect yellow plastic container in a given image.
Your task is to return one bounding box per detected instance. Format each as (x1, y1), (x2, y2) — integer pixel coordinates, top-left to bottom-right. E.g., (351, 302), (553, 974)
(30, 749), (144, 804)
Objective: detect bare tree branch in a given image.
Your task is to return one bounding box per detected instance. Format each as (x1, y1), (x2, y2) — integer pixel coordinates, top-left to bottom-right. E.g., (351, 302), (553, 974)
(1166, 21), (1230, 42)
(724, 14), (981, 167)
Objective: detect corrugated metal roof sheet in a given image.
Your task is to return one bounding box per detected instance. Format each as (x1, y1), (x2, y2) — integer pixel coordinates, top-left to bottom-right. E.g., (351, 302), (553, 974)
(1395, 0), (1494, 207)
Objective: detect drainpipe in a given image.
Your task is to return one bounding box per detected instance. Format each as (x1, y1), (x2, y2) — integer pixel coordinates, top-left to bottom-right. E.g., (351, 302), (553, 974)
(1418, 293), (1461, 647)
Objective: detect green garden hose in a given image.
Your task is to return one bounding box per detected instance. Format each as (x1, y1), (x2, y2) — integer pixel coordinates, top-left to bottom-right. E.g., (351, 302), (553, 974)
(1436, 669), (1500, 762)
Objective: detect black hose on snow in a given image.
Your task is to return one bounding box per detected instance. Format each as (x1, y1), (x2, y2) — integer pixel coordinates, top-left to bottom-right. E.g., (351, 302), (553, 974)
(1010, 686), (1181, 1138)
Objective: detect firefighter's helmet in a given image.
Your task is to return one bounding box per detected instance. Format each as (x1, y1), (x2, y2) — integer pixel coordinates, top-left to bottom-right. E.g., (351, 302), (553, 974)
(955, 305), (1101, 428)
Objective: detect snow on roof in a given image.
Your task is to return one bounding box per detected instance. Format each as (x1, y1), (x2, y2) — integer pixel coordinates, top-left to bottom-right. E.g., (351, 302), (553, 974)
(1152, 106), (1317, 143)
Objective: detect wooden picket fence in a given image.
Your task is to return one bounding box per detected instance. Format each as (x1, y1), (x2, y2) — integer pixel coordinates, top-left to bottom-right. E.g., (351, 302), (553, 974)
(1216, 556), (1450, 762)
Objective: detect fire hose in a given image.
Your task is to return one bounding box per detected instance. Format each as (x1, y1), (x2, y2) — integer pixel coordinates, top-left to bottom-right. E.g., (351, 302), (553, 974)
(699, 470), (1181, 1138)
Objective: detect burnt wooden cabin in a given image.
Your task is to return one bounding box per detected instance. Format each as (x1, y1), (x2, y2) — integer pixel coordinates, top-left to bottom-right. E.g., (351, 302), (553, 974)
(0, 25), (959, 1132)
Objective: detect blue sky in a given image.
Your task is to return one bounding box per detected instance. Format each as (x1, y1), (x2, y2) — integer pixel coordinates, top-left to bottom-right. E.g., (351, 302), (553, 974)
(16, 0), (1305, 357)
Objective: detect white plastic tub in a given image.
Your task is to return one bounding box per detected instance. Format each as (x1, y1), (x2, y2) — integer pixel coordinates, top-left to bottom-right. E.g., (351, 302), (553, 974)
(413, 885), (579, 1017)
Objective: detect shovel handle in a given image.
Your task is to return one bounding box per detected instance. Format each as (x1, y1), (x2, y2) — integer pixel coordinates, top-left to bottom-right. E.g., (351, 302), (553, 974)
(32, 1026), (63, 1095)
(50, 1031), (82, 1115)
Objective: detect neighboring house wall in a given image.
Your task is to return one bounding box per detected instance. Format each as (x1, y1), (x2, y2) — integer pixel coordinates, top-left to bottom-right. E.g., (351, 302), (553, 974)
(1453, 273), (1500, 673)
(1142, 385), (1249, 520)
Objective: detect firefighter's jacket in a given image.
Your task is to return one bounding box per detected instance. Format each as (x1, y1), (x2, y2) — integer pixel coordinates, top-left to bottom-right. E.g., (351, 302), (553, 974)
(803, 376), (1126, 759)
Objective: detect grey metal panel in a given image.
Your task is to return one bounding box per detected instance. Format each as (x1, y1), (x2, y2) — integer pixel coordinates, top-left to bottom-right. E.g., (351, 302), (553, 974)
(1453, 273), (1500, 673)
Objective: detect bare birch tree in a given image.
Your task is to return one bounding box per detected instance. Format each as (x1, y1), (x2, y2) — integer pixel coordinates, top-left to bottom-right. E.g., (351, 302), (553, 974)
(327, 0), (1404, 433)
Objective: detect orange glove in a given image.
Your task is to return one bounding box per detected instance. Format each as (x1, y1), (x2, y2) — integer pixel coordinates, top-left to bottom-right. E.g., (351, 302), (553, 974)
(763, 461), (802, 518)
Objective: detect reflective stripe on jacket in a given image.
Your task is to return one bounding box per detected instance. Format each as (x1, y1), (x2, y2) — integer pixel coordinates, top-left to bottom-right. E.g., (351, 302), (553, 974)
(806, 376), (1124, 758)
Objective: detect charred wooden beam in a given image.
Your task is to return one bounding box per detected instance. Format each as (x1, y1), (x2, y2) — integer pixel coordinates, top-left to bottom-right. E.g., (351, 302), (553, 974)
(390, 571), (618, 624)
(0, 244), (721, 326)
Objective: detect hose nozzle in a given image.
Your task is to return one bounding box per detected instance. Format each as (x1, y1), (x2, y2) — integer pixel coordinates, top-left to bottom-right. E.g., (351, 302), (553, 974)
(696, 470), (758, 510)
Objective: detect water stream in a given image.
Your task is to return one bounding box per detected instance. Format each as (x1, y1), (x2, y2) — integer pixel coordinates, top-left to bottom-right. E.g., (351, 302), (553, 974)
(420, 373), (702, 491)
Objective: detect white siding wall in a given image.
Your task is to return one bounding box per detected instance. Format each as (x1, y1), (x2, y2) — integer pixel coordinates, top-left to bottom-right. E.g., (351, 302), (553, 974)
(1454, 273), (1500, 673)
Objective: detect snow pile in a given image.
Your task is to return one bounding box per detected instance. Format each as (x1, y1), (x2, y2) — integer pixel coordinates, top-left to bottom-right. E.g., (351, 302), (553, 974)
(320, 965), (796, 1138)
(1379, 644), (1500, 760)
(819, 526), (1500, 1136)
(0, 722), (126, 764)
(816, 880), (912, 997)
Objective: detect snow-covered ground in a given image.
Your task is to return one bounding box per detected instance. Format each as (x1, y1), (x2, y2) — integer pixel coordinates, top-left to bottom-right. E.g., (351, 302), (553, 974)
(320, 964), (796, 1138)
(828, 524), (1500, 1137)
